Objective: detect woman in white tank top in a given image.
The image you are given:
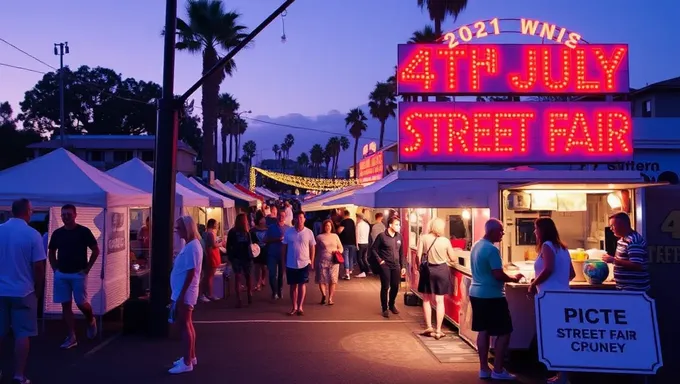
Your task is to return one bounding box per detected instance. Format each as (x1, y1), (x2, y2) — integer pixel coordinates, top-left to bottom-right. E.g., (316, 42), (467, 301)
(529, 217), (576, 384)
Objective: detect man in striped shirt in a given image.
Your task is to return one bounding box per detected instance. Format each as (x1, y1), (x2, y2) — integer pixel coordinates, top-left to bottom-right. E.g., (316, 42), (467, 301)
(603, 212), (650, 291)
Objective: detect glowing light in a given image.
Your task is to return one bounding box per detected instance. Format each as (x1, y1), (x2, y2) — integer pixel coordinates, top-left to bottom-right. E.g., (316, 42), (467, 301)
(358, 152), (384, 185)
(398, 102), (633, 164)
(397, 44), (629, 95)
(441, 18), (578, 48)
(462, 209), (471, 221)
(250, 167), (357, 191)
(607, 193), (623, 209)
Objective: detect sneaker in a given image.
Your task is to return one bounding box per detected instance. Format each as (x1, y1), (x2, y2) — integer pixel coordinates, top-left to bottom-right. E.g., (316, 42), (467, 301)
(174, 357), (198, 366)
(168, 359), (193, 374)
(491, 369), (516, 381)
(342, 275), (350, 280)
(87, 319), (98, 339)
(382, 310), (389, 318)
(479, 369), (491, 379)
(356, 272), (367, 278)
(60, 336), (78, 349)
(199, 295), (210, 303)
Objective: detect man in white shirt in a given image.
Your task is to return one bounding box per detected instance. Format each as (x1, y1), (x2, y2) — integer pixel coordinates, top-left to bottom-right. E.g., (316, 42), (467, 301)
(282, 211), (316, 316)
(0, 199), (46, 384)
(283, 201), (294, 226)
(355, 213), (371, 277)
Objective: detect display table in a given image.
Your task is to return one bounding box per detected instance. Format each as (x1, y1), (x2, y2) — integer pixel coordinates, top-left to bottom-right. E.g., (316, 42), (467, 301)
(130, 268), (150, 299)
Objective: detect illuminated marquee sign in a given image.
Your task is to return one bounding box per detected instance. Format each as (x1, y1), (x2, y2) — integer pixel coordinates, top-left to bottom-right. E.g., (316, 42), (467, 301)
(397, 44), (629, 95)
(398, 102), (633, 164)
(358, 152), (384, 184)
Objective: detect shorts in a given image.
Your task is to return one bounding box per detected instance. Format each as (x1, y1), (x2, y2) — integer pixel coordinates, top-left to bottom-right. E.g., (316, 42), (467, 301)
(53, 271), (89, 305)
(286, 265), (310, 285)
(229, 256), (253, 276)
(0, 293), (38, 338)
(470, 296), (513, 336)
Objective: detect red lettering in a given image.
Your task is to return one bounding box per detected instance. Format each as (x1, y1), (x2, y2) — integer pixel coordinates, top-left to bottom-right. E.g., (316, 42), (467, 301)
(575, 49), (601, 91)
(470, 47), (498, 90)
(594, 47), (627, 91)
(398, 102), (632, 163)
(437, 48), (467, 91)
(510, 48), (537, 90)
(399, 48), (435, 91)
(541, 47), (570, 91)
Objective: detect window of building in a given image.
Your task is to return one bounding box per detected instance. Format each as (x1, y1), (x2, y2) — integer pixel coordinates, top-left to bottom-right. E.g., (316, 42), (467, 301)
(89, 150), (104, 162)
(113, 151), (133, 162)
(141, 150), (154, 162)
(642, 100), (652, 117)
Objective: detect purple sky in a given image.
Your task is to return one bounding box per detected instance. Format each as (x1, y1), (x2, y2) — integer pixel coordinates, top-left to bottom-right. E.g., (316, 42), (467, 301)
(1, 0), (679, 168)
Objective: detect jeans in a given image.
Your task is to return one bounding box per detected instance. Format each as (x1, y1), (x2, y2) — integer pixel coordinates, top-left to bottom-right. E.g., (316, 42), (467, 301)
(342, 245), (357, 274)
(357, 244), (370, 274)
(378, 265), (401, 311)
(267, 255), (284, 297)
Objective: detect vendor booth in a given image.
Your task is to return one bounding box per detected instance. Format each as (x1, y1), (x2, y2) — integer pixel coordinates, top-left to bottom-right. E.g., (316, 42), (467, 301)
(210, 179), (258, 208)
(176, 172), (236, 230)
(325, 169), (662, 349)
(0, 148), (151, 324)
(301, 185), (364, 213)
(255, 186), (279, 200)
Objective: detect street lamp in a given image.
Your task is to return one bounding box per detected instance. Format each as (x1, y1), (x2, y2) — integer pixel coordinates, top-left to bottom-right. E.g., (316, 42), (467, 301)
(233, 110), (252, 182)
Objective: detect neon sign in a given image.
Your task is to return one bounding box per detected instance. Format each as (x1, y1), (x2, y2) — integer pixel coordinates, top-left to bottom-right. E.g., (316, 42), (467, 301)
(441, 18), (584, 49)
(397, 44), (629, 95)
(358, 152), (384, 184)
(398, 102), (633, 164)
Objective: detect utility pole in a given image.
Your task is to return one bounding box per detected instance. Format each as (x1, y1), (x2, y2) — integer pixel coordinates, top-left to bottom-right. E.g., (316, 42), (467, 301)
(148, 0), (295, 337)
(54, 42), (69, 147)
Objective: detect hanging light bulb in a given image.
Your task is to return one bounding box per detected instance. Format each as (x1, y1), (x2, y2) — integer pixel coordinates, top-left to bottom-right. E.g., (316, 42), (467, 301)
(280, 10), (288, 44)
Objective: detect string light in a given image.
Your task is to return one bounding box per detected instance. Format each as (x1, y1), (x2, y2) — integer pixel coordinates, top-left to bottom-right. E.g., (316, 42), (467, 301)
(250, 167), (358, 191)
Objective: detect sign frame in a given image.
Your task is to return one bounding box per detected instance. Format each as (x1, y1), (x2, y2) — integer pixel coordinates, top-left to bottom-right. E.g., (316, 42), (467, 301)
(535, 289), (663, 374)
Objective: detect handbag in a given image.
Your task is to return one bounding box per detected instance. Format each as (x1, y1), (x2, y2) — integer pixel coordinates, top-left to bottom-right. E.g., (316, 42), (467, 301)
(248, 231), (261, 258)
(420, 236), (439, 270)
(332, 250), (344, 264)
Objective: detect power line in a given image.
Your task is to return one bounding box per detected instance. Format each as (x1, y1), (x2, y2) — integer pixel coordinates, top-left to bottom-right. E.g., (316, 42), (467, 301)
(0, 62), (46, 74)
(0, 37), (57, 70)
(244, 116), (396, 143)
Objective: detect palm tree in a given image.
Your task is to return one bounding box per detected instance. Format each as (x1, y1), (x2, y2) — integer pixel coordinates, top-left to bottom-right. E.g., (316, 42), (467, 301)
(233, 117), (247, 180)
(296, 153), (310, 175)
(310, 144), (324, 177)
(272, 144), (280, 161)
(345, 108), (368, 179)
(322, 145), (333, 178)
(280, 142), (289, 171)
(416, 0), (468, 36)
(242, 139), (257, 169)
(283, 134), (295, 159)
(217, 92), (239, 165)
(338, 136), (350, 177)
(174, 0), (249, 172)
(368, 82), (397, 149)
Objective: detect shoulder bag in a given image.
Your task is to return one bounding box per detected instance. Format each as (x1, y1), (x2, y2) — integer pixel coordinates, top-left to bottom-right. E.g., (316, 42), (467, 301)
(420, 236), (439, 271)
(248, 231), (261, 258)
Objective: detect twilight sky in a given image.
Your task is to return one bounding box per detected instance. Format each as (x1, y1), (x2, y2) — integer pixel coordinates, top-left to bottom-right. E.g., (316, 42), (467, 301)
(1, 0), (679, 168)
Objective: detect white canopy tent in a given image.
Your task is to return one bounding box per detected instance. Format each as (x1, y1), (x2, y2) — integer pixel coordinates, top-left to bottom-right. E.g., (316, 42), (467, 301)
(255, 186), (279, 199)
(107, 158), (209, 208)
(0, 148), (150, 208)
(177, 172), (234, 208)
(212, 179), (258, 206)
(301, 185), (364, 212)
(0, 148), (152, 319)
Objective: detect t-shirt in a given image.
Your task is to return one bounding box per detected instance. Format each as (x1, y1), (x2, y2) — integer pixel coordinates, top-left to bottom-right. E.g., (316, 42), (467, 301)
(469, 239), (505, 298)
(613, 231), (650, 291)
(338, 218), (356, 245)
(357, 220), (370, 245)
(283, 226), (316, 269)
(170, 239), (203, 305)
(0, 218), (46, 297)
(48, 224), (98, 274)
(227, 229), (252, 261)
(266, 223), (290, 259)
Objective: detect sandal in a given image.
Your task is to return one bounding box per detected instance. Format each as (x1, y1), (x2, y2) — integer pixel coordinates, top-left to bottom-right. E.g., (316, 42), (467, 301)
(296, 309), (304, 316)
(420, 328), (434, 337)
(434, 332), (446, 340)
(328, 300), (334, 306)
(288, 308), (298, 316)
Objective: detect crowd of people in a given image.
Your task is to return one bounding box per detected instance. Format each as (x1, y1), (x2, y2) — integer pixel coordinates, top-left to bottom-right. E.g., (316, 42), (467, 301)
(0, 196), (650, 381)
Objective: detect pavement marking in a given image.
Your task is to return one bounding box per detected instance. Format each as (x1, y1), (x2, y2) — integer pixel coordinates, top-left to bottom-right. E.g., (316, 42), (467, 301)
(83, 332), (123, 359)
(194, 319), (407, 324)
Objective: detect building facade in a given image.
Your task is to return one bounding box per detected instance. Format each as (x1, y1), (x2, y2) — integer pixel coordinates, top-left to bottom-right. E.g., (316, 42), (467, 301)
(28, 135), (198, 175)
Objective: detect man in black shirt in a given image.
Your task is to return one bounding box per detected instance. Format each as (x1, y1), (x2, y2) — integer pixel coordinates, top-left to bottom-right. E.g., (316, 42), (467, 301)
(370, 216), (405, 318)
(337, 210), (357, 280)
(48, 204), (99, 349)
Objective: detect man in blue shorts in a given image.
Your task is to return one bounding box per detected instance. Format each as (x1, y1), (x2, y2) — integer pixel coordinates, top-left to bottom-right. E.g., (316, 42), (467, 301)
(282, 211), (316, 316)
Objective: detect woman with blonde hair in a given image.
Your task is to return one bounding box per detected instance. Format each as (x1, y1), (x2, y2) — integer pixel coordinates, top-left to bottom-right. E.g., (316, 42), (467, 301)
(417, 217), (457, 340)
(315, 219), (343, 305)
(169, 215), (203, 374)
